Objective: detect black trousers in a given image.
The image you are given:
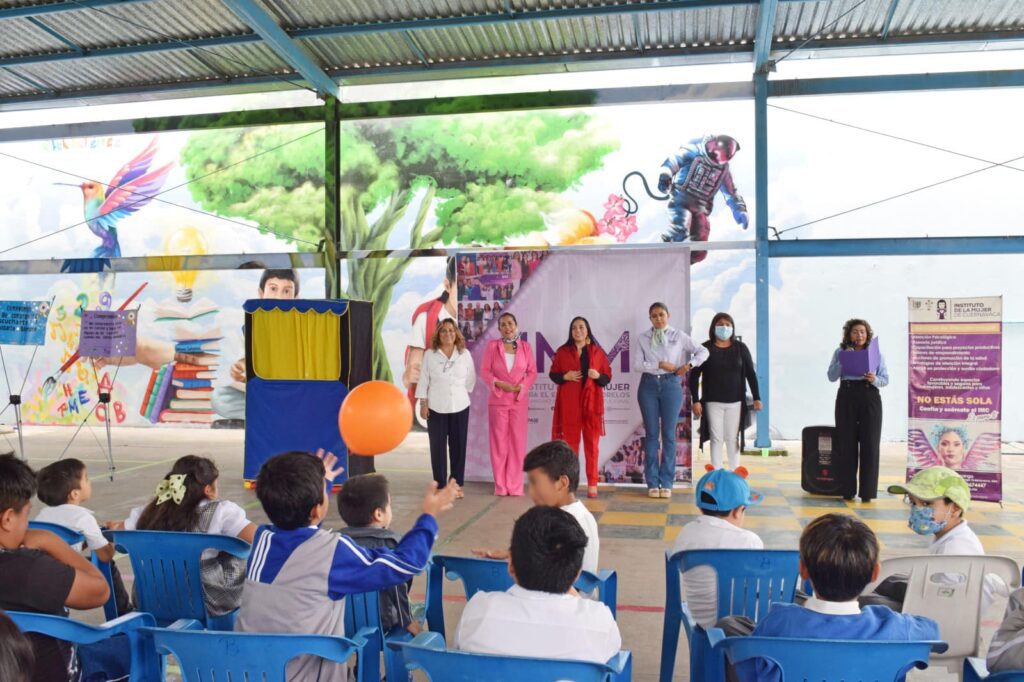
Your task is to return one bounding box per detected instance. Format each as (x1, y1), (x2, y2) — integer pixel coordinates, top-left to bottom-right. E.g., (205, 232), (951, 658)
(835, 381), (882, 500)
(427, 407), (469, 487)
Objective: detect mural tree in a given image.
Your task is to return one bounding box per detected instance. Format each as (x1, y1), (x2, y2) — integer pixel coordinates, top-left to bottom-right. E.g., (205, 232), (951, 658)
(181, 111), (618, 381)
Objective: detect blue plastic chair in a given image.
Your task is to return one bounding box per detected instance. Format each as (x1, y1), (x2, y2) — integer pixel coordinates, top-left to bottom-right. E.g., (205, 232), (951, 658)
(8, 610), (161, 681)
(660, 548), (802, 682)
(389, 631), (632, 681)
(706, 629), (947, 680)
(965, 658), (1024, 681)
(345, 590), (411, 681)
(110, 529), (250, 630)
(28, 520), (119, 621)
(148, 622), (380, 682)
(425, 555), (618, 639)
(28, 520), (86, 544)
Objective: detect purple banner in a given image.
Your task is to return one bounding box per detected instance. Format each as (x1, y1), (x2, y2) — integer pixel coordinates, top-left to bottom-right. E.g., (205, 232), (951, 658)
(459, 250), (692, 487)
(907, 297), (1002, 501)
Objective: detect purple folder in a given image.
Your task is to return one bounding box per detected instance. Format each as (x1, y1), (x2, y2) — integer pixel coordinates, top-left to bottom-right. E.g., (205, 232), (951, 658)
(838, 336), (880, 376)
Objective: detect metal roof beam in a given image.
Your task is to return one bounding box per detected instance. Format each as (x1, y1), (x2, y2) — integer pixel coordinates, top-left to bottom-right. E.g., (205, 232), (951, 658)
(0, 251), (323, 276)
(220, 0), (337, 98)
(769, 69), (1024, 97)
(880, 0), (901, 41)
(0, 0), (149, 20)
(768, 236), (1024, 258)
(753, 0), (779, 73)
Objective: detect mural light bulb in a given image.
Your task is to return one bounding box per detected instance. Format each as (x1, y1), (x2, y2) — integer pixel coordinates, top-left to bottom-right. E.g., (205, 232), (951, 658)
(163, 226), (208, 304)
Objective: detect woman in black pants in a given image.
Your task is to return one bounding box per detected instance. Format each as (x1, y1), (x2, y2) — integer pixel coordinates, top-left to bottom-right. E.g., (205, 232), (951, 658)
(826, 318), (889, 502)
(415, 319), (476, 498)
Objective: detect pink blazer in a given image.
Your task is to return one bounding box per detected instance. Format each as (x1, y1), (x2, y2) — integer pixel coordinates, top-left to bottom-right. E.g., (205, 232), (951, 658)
(480, 339), (537, 406)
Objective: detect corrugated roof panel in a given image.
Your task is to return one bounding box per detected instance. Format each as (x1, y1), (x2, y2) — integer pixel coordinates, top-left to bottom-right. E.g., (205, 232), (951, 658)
(198, 42), (294, 77)
(408, 15), (640, 63)
(0, 17), (74, 57)
(0, 68), (38, 97)
(17, 51), (220, 91)
(775, 0), (891, 43)
(890, 0), (1024, 36)
(302, 34), (420, 69)
(260, 0), (507, 28)
(41, 0), (250, 49)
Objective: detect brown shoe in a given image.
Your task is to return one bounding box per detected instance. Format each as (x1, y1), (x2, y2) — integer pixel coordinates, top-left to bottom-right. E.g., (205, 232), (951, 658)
(648, 488), (661, 499)
(660, 488), (672, 499)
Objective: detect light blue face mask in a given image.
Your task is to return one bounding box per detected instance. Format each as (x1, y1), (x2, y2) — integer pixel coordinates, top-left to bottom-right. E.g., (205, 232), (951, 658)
(714, 325), (733, 341)
(908, 504), (949, 535)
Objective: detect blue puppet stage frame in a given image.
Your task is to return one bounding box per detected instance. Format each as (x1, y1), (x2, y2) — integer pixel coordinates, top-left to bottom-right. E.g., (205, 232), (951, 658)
(242, 298), (373, 483)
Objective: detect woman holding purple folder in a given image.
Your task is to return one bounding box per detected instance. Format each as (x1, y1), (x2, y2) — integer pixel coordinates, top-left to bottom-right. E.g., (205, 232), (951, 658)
(827, 318), (889, 502)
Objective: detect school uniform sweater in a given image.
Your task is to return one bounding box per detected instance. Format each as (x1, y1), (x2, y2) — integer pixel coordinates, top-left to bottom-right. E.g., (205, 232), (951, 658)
(236, 514), (437, 681)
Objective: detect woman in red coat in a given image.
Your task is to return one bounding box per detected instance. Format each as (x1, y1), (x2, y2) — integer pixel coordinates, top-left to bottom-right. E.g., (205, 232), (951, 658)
(550, 316), (612, 498)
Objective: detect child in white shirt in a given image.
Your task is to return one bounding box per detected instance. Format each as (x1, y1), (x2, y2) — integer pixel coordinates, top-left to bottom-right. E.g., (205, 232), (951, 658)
(455, 505), (621, 663)
(35, 458), (132, 614)
(671, 467), (764, 628)
(108, 455), (256, 616)
(874, 466), (1008, 609)
(475, 440), (600, 574)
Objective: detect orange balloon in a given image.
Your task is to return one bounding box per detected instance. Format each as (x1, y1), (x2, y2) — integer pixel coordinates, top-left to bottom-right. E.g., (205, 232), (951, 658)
(338, 380), (413, 455)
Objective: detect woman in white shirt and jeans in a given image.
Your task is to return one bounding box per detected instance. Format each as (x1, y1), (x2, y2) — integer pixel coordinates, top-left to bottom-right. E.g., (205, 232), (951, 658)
(416, 318), (476, 498)
(636, 302), (708, 498)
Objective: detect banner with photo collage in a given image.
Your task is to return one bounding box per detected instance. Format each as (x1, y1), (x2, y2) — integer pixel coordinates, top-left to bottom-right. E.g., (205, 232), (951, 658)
(907, 296), (1002, 501)
(459, 249), (693, 486)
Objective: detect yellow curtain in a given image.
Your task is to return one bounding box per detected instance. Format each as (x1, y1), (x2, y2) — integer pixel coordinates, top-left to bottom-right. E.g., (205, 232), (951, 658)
(252, 309), (341, 380)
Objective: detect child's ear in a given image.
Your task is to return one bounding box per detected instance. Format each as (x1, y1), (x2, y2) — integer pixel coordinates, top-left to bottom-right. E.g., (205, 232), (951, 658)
(372, 507), (385, 524)
(557, 474), (570, 491)
(798, 558), (811, 582)
(0, 507), (13, 532)
(871, 561), (881, 583)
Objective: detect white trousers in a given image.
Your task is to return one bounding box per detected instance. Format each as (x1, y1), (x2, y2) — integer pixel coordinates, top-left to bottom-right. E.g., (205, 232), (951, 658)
(707, 401), (742, 470)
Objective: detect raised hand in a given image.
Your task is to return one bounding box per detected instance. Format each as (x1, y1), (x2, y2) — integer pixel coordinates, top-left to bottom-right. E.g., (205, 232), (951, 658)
(314, 448), (345, 482)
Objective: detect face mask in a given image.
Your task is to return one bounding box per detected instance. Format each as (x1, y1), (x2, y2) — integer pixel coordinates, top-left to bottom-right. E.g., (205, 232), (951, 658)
(714, 325), (733, 341)
(908, 505), (949, 535)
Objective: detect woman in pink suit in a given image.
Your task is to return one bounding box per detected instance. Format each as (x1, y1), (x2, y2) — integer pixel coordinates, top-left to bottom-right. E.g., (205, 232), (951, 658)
(480, 312), (537, 496)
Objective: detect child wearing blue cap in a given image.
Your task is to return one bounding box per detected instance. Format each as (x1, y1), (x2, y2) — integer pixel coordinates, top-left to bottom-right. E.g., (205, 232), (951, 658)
(670, 467), (764, 627)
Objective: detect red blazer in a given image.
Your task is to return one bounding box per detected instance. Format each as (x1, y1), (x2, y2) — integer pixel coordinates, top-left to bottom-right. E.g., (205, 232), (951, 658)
(480, 339), (537, 406)
(550, 343), (612, 438)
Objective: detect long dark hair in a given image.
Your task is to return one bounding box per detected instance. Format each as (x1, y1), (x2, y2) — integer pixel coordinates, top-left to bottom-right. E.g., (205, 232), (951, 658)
(708, 312), (736, 342)
(0, 610), (33, 682)
(560, 316), (600, 349)
(136, 455), (219, 532)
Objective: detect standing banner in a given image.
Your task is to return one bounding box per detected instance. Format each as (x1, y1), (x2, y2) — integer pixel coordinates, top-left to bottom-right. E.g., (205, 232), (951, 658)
(78, 309), (139, 358)
(907, 296), (1002, 501)
(461, 250), (692, 486)
(0, 300), (52, 346)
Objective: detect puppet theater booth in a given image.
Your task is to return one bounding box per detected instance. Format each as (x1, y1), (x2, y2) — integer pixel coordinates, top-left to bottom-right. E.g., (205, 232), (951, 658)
(243, 299), (373, 485)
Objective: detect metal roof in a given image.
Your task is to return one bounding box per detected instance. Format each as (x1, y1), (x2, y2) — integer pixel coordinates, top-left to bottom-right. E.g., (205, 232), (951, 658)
(0, 0), (1021, 108)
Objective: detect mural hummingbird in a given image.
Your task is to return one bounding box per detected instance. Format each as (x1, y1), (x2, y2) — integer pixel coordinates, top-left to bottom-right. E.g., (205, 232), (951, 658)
(56, 138), (173, 258)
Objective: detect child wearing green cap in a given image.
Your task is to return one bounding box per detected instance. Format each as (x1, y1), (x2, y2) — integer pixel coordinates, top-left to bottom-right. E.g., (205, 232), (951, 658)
(864, 466), (1008, 610)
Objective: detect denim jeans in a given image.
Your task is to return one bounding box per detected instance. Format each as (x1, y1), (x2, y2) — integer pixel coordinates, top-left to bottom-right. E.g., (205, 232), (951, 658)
(638, 373), (684, 489)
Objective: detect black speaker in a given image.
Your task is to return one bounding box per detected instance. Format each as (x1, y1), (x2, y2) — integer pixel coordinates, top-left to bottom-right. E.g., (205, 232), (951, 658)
(801, 425), (854, 497)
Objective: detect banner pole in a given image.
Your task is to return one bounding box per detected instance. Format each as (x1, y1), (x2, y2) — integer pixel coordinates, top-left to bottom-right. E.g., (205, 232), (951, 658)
(13, 400), (24, 460)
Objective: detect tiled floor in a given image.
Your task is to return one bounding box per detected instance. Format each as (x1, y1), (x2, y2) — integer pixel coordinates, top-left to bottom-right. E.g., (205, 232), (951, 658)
(591, 453), (1024, 563)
